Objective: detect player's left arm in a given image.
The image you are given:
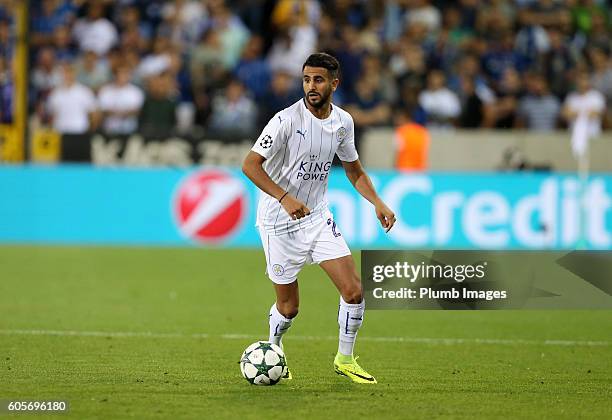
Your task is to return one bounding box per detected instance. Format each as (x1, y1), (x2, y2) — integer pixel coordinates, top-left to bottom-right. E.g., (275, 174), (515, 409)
(342, 158), (396, 232)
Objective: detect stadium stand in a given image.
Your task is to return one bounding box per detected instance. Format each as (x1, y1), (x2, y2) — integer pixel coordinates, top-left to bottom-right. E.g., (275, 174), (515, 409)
(23, 0), (610, 139)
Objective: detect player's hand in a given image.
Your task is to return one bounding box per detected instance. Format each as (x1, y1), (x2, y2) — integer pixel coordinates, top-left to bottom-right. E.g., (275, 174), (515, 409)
(280, 194), (311, 220)
(375, 201), (396, 233)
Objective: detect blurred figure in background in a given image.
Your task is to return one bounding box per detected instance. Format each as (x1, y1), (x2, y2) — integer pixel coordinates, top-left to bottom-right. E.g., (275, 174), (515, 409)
(75, 49), (110, 92)
(51, 25), (77, 61)
(0, 56), (13, 123)
(562, 72), (605, 155)
(345, 75), (391, 130)
(234, 35), (271, 101)
(418, 69), (461, 128)
(588, 47), (612, 127)
(490, 67), (523, 129)
(267, 0), (318, 78)
(190, 28), (226, 92)
(31, 47), (62, 114)
(31, 0), (75, 48)
(394, 108), (429, 172)
(47, 63), (99, 134)
(516, 72), (560, 131)
(72, 1), (118, 56)
(138, 72), (177, 135)
(208, 78), (256, 135)
(258, 70), (300, 128)
(98, 65), (144, 135)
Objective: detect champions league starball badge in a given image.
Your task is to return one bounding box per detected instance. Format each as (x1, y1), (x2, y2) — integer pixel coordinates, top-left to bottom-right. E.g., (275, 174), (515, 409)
(259, 134), (273, 149)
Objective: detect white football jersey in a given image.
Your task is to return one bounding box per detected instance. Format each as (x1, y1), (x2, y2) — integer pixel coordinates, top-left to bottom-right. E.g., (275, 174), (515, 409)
(251, 99), (359, 235)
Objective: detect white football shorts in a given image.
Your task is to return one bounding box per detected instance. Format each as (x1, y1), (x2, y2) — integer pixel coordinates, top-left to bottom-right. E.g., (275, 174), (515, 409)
(258, 211), (352, 284)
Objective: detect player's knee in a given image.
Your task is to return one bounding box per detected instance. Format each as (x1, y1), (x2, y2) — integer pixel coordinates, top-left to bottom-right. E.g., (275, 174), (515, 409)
(342, 277), (363, 304)
(277, 301), (299, 319)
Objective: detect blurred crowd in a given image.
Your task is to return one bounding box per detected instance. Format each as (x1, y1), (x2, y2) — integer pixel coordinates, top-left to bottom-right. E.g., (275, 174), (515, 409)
(3, 0), (612, 136)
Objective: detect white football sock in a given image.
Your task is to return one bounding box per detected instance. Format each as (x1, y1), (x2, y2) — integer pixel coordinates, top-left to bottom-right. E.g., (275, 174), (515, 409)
(268, 303), (293, 346)
(337, 296), (365, 357)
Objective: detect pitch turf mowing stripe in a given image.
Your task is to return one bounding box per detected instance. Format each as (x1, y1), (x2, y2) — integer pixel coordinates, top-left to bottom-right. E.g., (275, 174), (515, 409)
(0, 329), (609, 347)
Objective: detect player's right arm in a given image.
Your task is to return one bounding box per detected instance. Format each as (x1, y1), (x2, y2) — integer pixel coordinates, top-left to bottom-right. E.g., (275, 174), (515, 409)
(242, 115), (310, 220)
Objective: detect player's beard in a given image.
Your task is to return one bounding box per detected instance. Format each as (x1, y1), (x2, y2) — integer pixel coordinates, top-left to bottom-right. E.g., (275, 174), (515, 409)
(306, 86), (332, 109)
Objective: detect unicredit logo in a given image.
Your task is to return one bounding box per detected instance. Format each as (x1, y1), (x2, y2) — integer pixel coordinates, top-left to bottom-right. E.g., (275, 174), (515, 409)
(174, 169), (247, 243)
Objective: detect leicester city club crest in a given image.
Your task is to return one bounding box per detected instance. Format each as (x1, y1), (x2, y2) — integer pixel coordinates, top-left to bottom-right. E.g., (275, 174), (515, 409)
(272, 264), (285, 276)
(336, 127), (347, 142)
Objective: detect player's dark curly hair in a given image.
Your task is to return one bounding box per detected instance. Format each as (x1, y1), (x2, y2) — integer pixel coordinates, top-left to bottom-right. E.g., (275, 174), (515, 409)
(302, 53), (340, 79)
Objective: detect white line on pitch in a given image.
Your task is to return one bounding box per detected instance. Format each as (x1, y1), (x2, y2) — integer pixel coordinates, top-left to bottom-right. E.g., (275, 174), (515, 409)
(0, 329), (610, 347)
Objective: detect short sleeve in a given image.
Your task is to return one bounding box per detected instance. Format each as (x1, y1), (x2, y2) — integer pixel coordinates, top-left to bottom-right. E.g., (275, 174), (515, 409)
(251, 113), (288, 160)
(592, 91), (605, 113)
(98, 87), (111, 110)
(336, 114), (359, 162)
(82, 87), (97, 112)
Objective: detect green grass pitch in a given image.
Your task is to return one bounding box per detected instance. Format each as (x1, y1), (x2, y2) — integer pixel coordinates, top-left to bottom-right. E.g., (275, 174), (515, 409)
(1, 246), (611, 419)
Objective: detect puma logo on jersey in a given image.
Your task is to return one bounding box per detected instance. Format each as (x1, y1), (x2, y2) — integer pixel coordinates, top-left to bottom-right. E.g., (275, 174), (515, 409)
(296, 129), (307, 140)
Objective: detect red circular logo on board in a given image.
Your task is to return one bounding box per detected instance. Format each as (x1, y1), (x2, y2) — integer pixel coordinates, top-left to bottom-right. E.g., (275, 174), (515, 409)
(174, 170), (247, 244)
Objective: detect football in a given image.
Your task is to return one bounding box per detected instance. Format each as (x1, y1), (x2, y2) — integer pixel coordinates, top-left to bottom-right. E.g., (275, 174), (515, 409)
(239, 341), (287, 385)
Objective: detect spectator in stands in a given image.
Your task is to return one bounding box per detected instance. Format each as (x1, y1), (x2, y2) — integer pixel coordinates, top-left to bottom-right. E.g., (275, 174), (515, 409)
(47, 63), (99, 134)
(207, 0), (251, 70)
(418, 70), (461, 128)
(589, 47), (612, 110)
(491, 67), (523, 129)
(458, 76), (485, 128)
(208, 78), (256, 135)
(136, 35), (173, 82)
(448, 54), (495, 106)
(75, 49), (110, 92)
(539, 28), (575, 99)
(159, 0), (206, 48)
(571, 0), (608, 36)
(332, 25), (365, 95)
(441, 6), (474, 51)
(0, 56), (13, 123)
(345, 75), (391, 130)
(72, 1), (118, 56)
(0, 17), (12, 60)
(234, 35), (270, 101)
(52, 25), (76, 61)
(190, 29), (226, 92)
(267, 18), (316, 79)
(31, 0), (75, 48)
(562, 72), (605, 139)
(360, 53), (397, 105)
(316, 13), (342, 54)
(138, 72), (177, 134)
(389, 43), (427, 92)
(394, 108), (429, 172)
(405, 0), (441, 33)
(398, 81), (427, 126)
(31, 47), (62, 107)
(258, 70), (300, 128)
(98, 65), (144, 135)
(481, 31), (529, 83)
(586, 13), (609, 51)
(118, 5), (153, 49)
(516, 73), (560, 131)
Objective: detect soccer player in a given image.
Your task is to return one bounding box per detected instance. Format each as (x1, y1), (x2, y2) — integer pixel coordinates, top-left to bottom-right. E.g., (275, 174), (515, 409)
(242, 53), (396, 384)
